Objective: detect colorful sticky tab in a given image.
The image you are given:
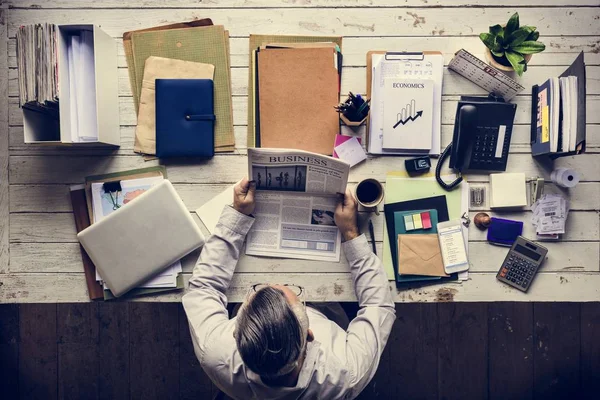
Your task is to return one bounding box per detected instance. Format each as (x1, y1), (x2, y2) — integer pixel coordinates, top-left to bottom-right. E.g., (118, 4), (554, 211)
(404, 215), (414, 231)
(421, 211), (432, 229)
(412, 213), (423, 229)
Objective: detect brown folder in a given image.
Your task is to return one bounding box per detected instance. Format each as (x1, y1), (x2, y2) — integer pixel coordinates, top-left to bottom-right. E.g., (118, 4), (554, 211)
(70, 187), (104, 300)
(257, 47), (339, 155)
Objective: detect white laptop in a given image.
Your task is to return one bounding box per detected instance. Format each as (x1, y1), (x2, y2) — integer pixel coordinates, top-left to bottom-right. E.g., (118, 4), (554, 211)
(78, 180), (204, 297)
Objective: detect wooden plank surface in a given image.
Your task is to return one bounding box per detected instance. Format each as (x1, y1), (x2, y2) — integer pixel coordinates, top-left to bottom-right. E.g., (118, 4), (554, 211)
(0, 9), (9, 274)
(8, 210), (599, 245)
(9, 95), (600, 129)
(7, 0), (600, 8)
(7, 124), (600, 156)
(96, 302), (130, 400)
(388, 303), (438, 399)
(18, 304), (58, 400)
(581, 303), (600, 397)
(7, 152), (600, 185)
(438, 303), (488, 400)
(488, 303), (534, 400)
(57, 304), (99, 400)
(7, 181), (600, 213)
(2, 2), (600, 303)
(7, 36), (600, 69)
(9, 65), (600, 98)
(129, 303), (180, 400)
(533, 303), (582, 399)
(178, 304), (214, 400)
(0, 304), (19, 399)
(3, 271), (600, 303)
(7, 8), (600, 38)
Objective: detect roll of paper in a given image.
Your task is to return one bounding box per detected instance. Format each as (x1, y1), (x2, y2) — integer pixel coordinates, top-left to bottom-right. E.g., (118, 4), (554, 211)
(551, 168), (580, 188)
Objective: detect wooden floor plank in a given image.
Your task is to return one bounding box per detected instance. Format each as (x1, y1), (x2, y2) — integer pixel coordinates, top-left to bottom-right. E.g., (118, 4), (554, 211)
(178, 304), (213, 400)
(488, 303), (534, 400)
(438, 303), (488, 400)
(580, 303), (600, 399)
(129, 303), (180, 400)
(0, 304), (20, 398)
(356, 305), (392, 400)
(533, 303), (582, 400)
(57, 304), (99, 400)
(387, 303), (438, 400)
(18, 304), (58, 400)
(97, 302), (130, 400)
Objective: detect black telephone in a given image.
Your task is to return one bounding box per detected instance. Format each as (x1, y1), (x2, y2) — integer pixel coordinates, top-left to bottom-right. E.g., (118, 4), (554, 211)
(436, 95), (517, 190)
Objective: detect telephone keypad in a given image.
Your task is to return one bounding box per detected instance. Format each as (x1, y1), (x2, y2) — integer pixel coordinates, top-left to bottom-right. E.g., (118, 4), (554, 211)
(470, 126), (508, 170)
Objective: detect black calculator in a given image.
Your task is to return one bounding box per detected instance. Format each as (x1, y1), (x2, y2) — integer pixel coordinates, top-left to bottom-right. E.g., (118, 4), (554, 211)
(496, 236), (548, 292)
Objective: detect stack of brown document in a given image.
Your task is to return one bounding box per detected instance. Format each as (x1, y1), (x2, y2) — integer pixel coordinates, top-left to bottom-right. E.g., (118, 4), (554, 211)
(123, 20), (235, 154)
(248, 35), (343, 155)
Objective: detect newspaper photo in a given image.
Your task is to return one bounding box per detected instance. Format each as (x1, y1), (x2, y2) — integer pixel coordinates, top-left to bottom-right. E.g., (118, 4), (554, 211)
(246, 149), (350, 262)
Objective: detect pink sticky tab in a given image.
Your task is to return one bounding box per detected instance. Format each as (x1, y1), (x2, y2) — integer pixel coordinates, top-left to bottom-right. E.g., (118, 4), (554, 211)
(421, 211), (432, 229)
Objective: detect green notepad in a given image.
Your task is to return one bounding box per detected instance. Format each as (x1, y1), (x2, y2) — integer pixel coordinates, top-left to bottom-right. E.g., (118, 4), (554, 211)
(393, 209), (441, 284)
(131, 25), (234, 150)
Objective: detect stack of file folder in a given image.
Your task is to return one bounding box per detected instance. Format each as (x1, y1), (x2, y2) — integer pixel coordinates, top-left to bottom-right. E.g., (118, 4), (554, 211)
(247, 35), (343, 155)
(531, 52), (586, 158)
(382, 174), (470, 286)
(123, 20), (235, 154)
(16, 24), (59, 107)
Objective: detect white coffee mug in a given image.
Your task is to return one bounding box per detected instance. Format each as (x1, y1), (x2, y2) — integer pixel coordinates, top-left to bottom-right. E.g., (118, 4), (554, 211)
(354, 179), (384, 214)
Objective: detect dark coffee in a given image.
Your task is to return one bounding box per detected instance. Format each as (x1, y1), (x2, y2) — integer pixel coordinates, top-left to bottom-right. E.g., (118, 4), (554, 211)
(356, 180), (380, 204)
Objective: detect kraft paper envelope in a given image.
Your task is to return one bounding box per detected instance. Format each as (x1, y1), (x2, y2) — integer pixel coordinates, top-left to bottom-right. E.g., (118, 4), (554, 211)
(134, 57), (215, 155)
(397, 234), (448, 277)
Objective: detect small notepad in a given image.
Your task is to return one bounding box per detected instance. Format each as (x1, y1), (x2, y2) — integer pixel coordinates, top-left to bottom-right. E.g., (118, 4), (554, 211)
(333, 136), (367, 167)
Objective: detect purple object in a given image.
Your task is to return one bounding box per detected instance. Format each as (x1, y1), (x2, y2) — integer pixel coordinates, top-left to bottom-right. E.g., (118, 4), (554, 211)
(487, 217), (524, 246)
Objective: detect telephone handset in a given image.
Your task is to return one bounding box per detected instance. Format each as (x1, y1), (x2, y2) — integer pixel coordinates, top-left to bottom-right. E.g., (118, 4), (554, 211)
(436, 95), (517, 190)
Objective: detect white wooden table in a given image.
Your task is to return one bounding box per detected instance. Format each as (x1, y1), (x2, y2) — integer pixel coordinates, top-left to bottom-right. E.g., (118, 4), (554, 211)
(1, 0), (599, 303)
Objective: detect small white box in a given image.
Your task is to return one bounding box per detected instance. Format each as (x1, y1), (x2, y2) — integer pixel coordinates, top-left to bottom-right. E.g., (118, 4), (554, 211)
(490, 173), (527, 209)
(23, 25), (119, 146)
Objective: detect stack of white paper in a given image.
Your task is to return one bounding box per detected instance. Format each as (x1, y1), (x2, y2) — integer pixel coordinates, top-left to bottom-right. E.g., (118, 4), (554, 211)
(66, 31), (98, 142)
(559, 76), (579, 152)
(368, 52), (443, 155)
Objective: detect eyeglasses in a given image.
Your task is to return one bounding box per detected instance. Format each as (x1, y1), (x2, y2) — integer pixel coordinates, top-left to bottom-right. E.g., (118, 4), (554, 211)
(252, 283), (304, 297)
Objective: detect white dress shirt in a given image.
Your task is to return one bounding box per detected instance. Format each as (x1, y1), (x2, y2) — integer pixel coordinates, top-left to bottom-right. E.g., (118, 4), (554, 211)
(182, 206), (396, 400)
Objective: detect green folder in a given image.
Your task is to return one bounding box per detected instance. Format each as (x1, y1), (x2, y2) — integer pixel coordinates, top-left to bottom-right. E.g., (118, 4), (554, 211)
(131, 25), (234, 150)
(383, 175), (464, 281)
(393, 210), (441, 284)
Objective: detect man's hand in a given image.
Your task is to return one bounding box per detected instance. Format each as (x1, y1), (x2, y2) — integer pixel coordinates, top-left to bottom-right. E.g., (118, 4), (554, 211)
(334, 189), (359, 241)
(233, 178), (256, 216)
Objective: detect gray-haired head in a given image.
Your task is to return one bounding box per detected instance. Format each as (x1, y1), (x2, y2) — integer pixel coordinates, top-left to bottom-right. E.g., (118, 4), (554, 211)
(234, 286), (309, 380)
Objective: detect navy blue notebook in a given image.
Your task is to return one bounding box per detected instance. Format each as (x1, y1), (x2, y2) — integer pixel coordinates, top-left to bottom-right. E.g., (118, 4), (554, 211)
(155, 79), (215, 158)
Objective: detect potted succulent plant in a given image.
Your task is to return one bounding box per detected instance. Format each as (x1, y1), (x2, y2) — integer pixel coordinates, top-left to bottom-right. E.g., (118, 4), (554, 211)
(479, 12), (545, 76)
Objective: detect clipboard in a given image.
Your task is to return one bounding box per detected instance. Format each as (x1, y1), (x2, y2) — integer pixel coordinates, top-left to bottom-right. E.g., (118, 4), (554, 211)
(366, 50), (443, 156)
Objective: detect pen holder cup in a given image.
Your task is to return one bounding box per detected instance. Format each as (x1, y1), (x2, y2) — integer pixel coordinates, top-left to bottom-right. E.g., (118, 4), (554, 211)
(340, 113), (368, 127)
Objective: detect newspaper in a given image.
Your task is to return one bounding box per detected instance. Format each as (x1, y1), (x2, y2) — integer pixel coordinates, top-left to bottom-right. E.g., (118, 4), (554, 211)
(246, 149), (350, 262)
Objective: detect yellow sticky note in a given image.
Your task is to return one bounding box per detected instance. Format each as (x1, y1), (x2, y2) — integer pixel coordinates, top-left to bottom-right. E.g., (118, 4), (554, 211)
(412, 213), (423, 230)
(541, 106), (550, 143)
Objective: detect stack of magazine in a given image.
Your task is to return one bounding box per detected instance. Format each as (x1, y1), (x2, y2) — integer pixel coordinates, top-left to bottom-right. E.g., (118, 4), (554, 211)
(16, 24), (59, 107)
